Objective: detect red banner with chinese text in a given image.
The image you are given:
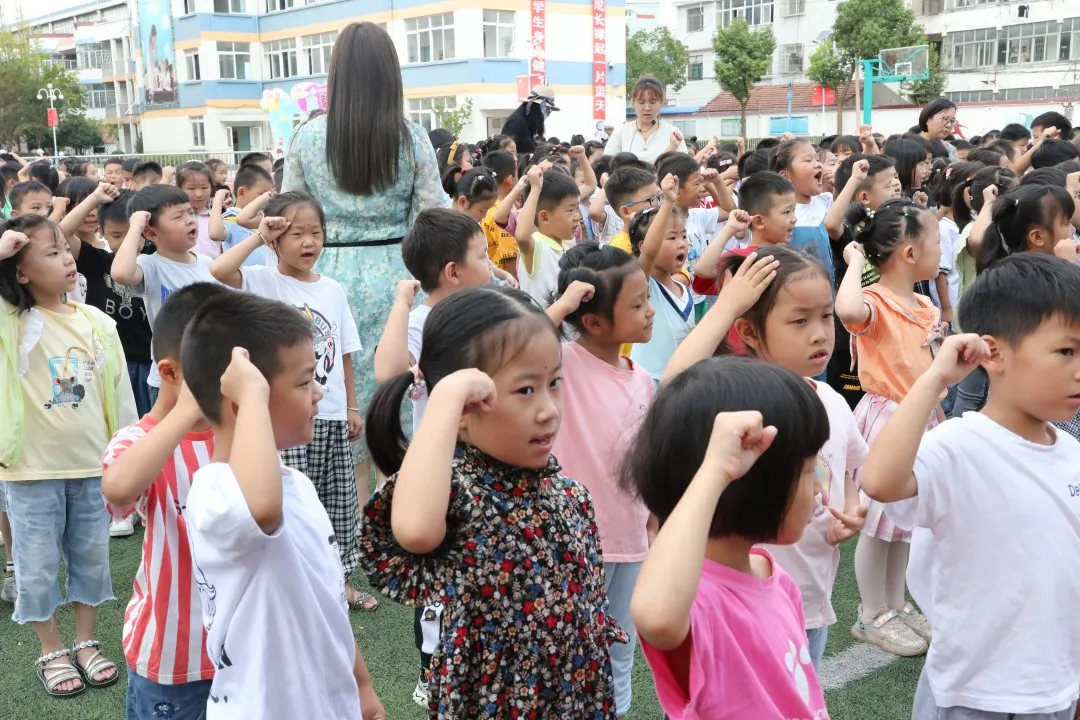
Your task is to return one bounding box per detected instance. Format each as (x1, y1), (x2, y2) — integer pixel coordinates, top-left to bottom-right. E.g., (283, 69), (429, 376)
(530, 0), (547, 87)
(592, 0), (606, 120)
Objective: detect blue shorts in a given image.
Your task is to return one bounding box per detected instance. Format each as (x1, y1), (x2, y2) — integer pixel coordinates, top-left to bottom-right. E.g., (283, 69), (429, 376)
(127, 669), (212, 720)
(3, 477), (113, 623)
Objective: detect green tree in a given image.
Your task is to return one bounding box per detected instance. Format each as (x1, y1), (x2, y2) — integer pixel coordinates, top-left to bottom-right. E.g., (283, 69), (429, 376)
(712, 20), (776, 137)
(901, 44), (948, 105)
(435, 97), (474, 138)
(625, 27), (691, 95)
(807, 39), (855, 134)
(0, 28), (83, 149)
(830, 0), (927, 128)
(55, 112), (105, 152)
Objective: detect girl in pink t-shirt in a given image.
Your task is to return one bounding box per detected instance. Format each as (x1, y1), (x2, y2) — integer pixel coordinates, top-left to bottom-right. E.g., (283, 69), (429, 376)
(546, 243), (656, 718)
(624, 356), (831, 720)
(664, 247), (869, 672)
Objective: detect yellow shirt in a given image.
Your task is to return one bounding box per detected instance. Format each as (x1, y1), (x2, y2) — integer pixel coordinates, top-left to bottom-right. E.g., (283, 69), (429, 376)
(0, 308), (114, 480)
(609, 231), (632, 254)
(482, 202), (519, 264)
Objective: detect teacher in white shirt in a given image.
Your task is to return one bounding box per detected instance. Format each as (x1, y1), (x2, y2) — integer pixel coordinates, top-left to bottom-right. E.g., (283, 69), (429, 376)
(603, 75), (688, 164)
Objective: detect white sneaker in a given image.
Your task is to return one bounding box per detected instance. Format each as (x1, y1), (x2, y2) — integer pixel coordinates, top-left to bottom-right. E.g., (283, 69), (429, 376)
(1, 573), (16, 603)
(412, 673), (429, 707)
(109, 518), (135, 538)
(851, 606), (928, 657)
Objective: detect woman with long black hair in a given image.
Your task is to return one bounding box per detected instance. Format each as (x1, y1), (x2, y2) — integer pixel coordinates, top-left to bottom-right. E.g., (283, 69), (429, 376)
(281, 22), (447, 613)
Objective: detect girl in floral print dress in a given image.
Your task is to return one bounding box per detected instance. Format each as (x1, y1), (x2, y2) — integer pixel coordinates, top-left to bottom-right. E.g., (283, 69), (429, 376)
(360, 285), (625, 719)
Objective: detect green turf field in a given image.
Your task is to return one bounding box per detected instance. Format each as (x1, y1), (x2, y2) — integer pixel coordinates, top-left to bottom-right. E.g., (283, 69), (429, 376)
(0, 532), (919, 719)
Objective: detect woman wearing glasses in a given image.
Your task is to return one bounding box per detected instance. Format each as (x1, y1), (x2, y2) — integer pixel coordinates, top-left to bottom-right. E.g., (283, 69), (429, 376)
(604, 75), (688, 164)
(917, 97), (959, 162)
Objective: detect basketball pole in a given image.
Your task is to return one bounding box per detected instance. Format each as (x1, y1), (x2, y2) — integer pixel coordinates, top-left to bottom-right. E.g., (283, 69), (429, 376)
(861, 58), (878, 127)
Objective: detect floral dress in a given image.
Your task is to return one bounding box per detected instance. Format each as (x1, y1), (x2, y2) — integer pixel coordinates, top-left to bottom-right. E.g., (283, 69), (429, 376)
(358, 444), (625, 719)
(281, 116), (448, 460)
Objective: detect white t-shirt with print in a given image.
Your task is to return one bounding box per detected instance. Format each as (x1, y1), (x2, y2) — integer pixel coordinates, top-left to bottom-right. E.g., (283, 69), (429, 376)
(685, 207), (720, 278)
(240, 268), (362, 421)
(763, 381), (868, 629)
(407, 304), (431, 434)
(134, 252), (217, 388)
(185, 463), (360, 720)
(793, 193), (832, 227)
(886, 413), (1080, 714)
(517, 233), (564, 309)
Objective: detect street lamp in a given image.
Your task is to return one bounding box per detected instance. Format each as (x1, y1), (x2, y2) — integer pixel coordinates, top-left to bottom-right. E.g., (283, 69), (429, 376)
(36, 83), (64, 160)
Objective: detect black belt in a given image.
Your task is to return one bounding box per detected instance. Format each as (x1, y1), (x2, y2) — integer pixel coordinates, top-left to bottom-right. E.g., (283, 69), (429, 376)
(324, 237), (404, 248)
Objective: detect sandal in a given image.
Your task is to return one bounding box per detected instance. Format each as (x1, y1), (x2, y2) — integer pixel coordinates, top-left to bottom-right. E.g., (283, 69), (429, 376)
(35, 648), (85, 698)
(71, 639), (119, 688)
(347, 586), (379, 612)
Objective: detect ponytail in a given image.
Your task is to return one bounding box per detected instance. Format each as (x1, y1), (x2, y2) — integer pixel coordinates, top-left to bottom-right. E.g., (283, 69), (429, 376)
(954, 166), (1016, 234)
(365, 371), (416, 476)
(441, 163), (463, 197)
(977, 184), (1076, 273)
(555, 244), (638, 334)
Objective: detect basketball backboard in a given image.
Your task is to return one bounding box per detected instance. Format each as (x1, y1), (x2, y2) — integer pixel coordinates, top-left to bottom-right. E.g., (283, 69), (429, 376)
(877, 45), (930, 82)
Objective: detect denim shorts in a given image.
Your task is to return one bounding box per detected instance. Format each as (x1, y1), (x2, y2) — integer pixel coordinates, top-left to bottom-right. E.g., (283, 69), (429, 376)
(127, 669), (212, 720)
(4, 477), (114, 623)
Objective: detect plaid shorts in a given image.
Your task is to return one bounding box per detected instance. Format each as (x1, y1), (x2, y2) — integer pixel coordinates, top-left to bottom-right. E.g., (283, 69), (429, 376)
(280, 419), (361, 578)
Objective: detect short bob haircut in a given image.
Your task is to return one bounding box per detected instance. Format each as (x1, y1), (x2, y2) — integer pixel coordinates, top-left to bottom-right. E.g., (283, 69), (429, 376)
(959, 253), (1080, 348)
(0, 214), (67, 312)
(620, 355), (829, 541)
(918, 97), (957, 133)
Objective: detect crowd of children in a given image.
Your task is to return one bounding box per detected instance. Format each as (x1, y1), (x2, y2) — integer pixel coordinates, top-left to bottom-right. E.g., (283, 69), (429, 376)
(1, 98), (1080, 720)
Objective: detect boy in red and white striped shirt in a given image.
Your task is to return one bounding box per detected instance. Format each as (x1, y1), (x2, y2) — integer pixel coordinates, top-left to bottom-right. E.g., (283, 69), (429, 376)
(102, 282), (232, 718)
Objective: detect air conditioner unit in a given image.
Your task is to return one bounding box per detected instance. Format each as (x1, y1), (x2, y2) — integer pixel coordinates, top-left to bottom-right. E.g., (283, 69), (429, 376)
(789, 53), (803, 71)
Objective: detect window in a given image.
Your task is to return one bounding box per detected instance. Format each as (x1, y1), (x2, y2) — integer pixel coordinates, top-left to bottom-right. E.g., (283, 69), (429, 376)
(685, 6), (704, 33)
(688, 55), (704, 81)
(997, 22), (1059, 66)
(946, 0), (995, 8)
(214, 0), (246, 11)
(217, 42), (251, 79)
(191, 118), (206, 147)
(672, 119), (696, 136)
(407, 97), (456, 131)
(778, 43), (803, 74)
(782, 0), (805, 16)
(487, 116), (507, 136)
(77, 43), (112, 70)
(406, 13), (455, 63)
(720, 118), (742, 136)
(266, 38), (298, 79)
(102, 5), (130, 21)
(483, 10), (515, 58)
(1062, 19), (1080, 61)
(999, 86), (1054, 101)
(717, 0), (773, 28)
(266, 0), (294, 10)
(945, 89), (993, 103)
(183, 0), (196, 13)
(301, 32), (338, 75)
(184, 50), (201, 81)
(943, 27), (996, 69)
(85, 83), (115, 109)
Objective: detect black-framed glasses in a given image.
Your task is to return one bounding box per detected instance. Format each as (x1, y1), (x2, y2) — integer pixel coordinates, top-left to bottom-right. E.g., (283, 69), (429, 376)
(623, 192), (663, 211)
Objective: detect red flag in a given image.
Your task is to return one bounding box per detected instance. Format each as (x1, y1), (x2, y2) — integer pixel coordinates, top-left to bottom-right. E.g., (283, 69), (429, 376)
(47, 108), (58, 128)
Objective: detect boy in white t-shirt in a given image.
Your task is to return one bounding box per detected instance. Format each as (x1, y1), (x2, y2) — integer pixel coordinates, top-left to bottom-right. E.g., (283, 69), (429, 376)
(859, 253), (1080, 719)
(112, 185), (219, 406)
(514, 164), (581, 309)
(180, 291), (383, 720)
(211, 192), (374, 612)
(372, 207), (492, 707)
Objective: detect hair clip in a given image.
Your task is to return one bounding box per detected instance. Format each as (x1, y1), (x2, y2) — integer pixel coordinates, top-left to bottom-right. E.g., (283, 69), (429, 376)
(1013, 197), (1020, 207)
(944, 166), (954, 179)
(865, 210), (875, 220)
(408, 365), (425, 401)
